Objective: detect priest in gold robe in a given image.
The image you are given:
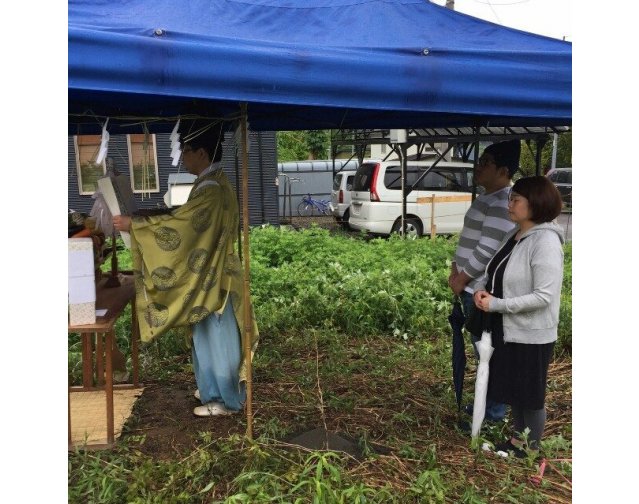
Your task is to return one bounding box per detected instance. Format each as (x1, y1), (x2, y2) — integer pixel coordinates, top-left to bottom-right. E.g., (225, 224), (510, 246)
(113, 122), (258, 416)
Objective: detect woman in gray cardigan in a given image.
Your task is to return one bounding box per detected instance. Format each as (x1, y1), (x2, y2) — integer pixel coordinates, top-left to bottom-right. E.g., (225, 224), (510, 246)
(473, 176), (564, 458)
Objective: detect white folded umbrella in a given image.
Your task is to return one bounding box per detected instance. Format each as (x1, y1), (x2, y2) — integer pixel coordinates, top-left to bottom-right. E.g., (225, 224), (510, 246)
(471, 329), (494, 437)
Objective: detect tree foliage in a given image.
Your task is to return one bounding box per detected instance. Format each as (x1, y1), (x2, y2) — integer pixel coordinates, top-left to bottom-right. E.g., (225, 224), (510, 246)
(306, 129), (330, 160)
(277, 130), (331, 162)
(519, 132), (572, 177)
(276, 131), (309, 162)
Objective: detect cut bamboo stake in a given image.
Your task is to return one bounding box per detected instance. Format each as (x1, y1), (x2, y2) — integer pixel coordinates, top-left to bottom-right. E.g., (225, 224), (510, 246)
(240, 103), (253, 439)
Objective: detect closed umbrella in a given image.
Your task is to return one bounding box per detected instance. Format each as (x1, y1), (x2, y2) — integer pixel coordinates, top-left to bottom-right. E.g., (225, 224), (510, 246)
(471, 315), (494, 438)
(447, 297), (466, 411)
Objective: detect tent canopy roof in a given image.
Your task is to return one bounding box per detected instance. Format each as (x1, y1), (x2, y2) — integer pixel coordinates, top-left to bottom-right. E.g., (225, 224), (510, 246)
(69, 0), (571, 134)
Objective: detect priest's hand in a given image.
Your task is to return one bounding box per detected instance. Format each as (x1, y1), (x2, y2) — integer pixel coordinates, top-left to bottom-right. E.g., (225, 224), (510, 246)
(112, 215), (131, 232)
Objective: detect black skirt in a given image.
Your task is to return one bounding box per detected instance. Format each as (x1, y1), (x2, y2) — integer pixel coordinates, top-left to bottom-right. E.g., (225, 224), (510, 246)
(486, 315), (555, 410)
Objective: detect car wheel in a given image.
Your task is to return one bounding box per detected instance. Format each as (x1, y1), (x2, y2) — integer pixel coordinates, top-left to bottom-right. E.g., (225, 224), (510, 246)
(391, 217), (422, 238)
(341, 209), (351, 230)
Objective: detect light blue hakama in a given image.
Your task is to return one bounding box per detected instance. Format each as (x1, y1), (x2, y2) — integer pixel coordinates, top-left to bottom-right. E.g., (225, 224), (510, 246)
(191, 300), (245, 411)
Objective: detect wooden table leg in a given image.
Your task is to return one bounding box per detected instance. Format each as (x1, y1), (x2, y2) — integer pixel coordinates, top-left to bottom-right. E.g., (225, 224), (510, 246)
(131, 302), (140, 387)
(96, 332), (104, 387)
(105, 330), (114, 445)
(68, 384), (72, 447)
(81, 333), (93, 388)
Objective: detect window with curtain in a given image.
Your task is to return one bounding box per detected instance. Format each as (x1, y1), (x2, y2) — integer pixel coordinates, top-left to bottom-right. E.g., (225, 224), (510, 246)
(74, 135), (106, 195)
(127, 134), (160, 194)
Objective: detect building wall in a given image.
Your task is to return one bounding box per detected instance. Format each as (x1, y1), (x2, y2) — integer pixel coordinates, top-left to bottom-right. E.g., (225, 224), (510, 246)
(68, 132), (279, 226)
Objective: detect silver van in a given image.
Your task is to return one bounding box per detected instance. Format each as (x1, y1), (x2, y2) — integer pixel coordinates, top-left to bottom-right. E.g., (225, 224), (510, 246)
(349, 160), (475, 237)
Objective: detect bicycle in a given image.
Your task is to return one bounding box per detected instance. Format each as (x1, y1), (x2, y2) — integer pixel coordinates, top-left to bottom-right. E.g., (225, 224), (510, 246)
(297, 193), (331, 216)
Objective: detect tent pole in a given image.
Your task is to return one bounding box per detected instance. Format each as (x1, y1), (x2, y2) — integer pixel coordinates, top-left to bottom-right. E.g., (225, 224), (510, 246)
(240, 103), (254, 439)
(535, 136), (548, 176)
(400, 144), (407, 237)
(472, 127), (480, 202)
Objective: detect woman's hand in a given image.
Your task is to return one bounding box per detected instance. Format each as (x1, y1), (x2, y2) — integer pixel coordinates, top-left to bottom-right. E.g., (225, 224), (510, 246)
(112, 215), (132, 232)
(474, 290), (492, 311)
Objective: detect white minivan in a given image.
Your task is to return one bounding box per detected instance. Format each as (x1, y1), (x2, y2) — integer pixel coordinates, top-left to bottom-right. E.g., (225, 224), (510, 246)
(349, 160), (475, 237)
(330, 170), (356, 227)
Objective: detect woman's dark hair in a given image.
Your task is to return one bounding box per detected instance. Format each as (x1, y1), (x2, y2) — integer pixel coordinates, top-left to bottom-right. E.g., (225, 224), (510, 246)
(511, 176), (563, 223)
(181, 122), (225, 162)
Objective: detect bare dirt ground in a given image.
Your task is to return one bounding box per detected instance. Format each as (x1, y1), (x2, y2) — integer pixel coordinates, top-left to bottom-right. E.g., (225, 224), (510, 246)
(120, 365), (244, 459)
(121, 349), (571, 464)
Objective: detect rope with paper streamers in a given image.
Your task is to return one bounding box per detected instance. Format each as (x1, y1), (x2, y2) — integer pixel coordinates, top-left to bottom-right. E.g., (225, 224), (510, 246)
(69, 112), (243, 130)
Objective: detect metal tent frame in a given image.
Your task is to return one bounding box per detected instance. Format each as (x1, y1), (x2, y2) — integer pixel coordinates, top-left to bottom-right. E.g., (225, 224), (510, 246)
(329, 126), (570, 235)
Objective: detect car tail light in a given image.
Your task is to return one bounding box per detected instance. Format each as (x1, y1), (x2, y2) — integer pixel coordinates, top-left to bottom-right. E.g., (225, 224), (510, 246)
(339, 189), (344, 203)
(370, 163), (381, 201)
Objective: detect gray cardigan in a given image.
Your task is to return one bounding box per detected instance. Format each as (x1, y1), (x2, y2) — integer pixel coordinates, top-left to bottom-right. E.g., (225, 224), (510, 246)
(475, 221), (565, 345)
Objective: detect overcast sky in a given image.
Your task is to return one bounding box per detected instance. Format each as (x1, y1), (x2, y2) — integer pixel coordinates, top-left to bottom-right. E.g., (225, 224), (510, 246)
(430, 0), (571, 41)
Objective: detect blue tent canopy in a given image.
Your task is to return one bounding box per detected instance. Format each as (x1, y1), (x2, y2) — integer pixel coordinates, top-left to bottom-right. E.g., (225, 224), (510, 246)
(68, 0), (571, 134)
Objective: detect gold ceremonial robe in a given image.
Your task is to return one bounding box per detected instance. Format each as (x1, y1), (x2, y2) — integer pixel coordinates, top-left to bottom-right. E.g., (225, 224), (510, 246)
(129, 167), (258, 382)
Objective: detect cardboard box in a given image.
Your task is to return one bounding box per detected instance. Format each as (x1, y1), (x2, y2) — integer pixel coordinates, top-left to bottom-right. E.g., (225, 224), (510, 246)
(68, 238), (96, 325)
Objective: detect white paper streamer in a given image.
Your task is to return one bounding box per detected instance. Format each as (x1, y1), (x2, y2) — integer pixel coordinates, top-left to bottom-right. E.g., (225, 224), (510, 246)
(170, 119), (181, 166)
(95, 118), (110, 165)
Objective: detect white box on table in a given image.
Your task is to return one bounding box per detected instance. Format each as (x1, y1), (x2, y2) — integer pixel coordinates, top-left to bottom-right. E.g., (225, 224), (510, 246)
(68, 238), (96, 325)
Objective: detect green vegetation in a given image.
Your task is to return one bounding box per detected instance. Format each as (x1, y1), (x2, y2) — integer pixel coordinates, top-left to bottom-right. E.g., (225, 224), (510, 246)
(277, 130), (332, 162)
(276, 131), (309, 162)
(69, 227), (572, 502)
(519, 132), (572, 176)
(249, 227), (571, 355)
(276, 130), (367, 162)
(306, 130), (330, 160)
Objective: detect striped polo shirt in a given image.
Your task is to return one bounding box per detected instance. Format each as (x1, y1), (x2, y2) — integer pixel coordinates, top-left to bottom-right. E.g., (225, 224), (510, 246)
(454, 186), (515, 293)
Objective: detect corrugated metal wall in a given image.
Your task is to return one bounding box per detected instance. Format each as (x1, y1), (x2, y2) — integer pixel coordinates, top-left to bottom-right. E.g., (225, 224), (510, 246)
(277, 160), (359, 216)
(68, 132), (279, 226)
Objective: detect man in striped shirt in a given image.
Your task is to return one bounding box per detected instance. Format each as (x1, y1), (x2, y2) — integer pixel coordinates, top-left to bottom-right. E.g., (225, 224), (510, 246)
(448, 139), (520, 422)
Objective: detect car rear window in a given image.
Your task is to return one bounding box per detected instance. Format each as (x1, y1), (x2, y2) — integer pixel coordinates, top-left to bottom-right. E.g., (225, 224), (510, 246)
(346, 175), (354, 190)
(353, 163), (378, 191)
(383, 166), (420, 189)
(556, 170), (571, 184)
(549, 169), (571, 184)
(332, 173), (342, 190)
(419, 168), (467, 191)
